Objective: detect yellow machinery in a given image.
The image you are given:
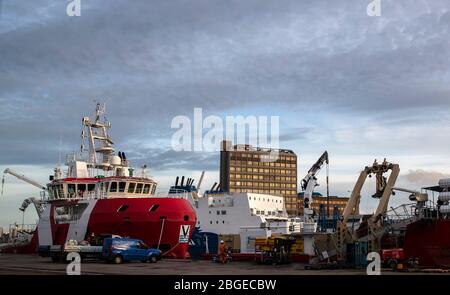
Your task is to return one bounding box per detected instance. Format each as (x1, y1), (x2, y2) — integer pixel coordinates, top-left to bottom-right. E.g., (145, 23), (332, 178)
(255, 235), (299, 264)
(336, 159), (400, 261)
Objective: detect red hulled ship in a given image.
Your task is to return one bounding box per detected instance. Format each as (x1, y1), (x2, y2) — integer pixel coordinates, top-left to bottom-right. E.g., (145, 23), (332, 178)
(1, 103), (196, 258)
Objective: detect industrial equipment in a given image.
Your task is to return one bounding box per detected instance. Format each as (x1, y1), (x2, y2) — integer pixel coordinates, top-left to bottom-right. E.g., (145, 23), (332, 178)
(300, 151), (329, 220)
(2, 168), (47, 194)
(336, 159), (400, 261)
(255, 236), (296, 265)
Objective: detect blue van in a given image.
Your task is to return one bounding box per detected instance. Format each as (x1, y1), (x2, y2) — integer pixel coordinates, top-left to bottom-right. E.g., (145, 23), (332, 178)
(102, 237), (162, 264)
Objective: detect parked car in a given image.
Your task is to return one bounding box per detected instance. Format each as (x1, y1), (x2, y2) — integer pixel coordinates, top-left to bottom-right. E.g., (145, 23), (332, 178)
(102, 237), (162, 264)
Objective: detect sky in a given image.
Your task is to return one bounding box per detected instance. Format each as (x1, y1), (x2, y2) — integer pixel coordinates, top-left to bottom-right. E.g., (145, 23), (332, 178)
(1, 0), (450, 229)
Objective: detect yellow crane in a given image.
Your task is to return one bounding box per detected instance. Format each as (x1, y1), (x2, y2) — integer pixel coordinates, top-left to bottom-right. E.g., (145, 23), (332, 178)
(336, 159), (400, 261)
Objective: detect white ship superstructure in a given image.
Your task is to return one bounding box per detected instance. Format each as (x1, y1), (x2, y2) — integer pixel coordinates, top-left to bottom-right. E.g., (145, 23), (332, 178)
(194, 192), (300, 235)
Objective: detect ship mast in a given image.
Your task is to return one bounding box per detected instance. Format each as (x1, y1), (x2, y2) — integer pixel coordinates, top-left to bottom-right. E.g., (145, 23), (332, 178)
(82, 103), (115, 171)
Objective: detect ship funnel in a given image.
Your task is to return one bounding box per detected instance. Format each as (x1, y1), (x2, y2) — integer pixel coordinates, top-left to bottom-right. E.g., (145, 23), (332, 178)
(175, 176), (179, 186)
(181, 176), (185, 186)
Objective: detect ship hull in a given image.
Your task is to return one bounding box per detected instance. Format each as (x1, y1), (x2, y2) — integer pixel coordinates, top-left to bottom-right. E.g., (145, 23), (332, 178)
(403, 219), (450, 268)
(5, 197), (196, 259)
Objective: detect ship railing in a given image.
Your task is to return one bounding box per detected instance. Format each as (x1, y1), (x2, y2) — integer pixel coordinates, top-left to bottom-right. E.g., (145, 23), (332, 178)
(156, 191), (189, 199)
(8, 223), (36, 233)
(53, 190), (108, 201)
(384, 203), (419, 226)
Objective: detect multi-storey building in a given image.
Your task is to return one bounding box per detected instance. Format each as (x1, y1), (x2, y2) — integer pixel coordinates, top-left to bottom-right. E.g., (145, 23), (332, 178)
(219, 140), (298, 215)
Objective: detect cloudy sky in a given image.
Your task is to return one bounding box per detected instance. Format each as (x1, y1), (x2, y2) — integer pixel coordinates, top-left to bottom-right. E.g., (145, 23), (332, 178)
(1, 0), (450, 228)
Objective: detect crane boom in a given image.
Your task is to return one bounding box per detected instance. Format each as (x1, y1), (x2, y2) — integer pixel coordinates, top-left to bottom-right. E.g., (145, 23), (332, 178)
(336, 159), (400, 260)
(2, 168), (47, 193)
(301, 151), (329, 220)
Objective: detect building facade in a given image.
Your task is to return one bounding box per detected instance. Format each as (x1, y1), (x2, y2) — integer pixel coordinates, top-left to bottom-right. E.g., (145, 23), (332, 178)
(297, 192), (359, 216)
(219, 140), (298, 215)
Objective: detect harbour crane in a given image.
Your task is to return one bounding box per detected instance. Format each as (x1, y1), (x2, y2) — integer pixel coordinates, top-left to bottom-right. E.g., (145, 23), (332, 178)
(300, 151), (329, 220)
(2, 168), (47, 196)
(336, 159), (400, 260)
(2, 168), (48, 222)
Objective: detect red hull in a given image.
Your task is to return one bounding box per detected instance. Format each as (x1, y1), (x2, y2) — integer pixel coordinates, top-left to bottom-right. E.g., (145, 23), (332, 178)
(85, 198), (196, 258)
(2, 197), (196, 259)
(404, 219), (450, 268)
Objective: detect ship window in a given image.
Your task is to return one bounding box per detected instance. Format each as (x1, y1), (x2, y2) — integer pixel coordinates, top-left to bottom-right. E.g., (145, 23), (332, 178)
(68, 184), (76, 198)
(48, 187), (54, 199)
(52, 186), (58, 199)
(184, 215), (189, 221)
(58, 184), (64, 199)
(216, 220), (218, 224)
(118, 182), (126, 193)
(216, 210), (220, 215)
(109, 182), (117, 192)
(54, 186), (59, 199)
(143, 184), (150, 194)
(221, 210), (226, 215)
(128, 182), (136, 193)
(135, 183), (143, 194)
(149, 204), (159, 212)
(88, 183), (95, 192)
(210, 221), (212, 224)
(117, 204), (129, 212)
(77, 183), (86, 192)
(222, 221), (225, 224)
(151, 184), (156, 195)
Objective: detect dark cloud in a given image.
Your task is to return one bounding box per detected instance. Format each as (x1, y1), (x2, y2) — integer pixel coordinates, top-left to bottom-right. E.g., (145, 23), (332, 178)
(125, 146), (219, 172)
(1, 0), (449, 169)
